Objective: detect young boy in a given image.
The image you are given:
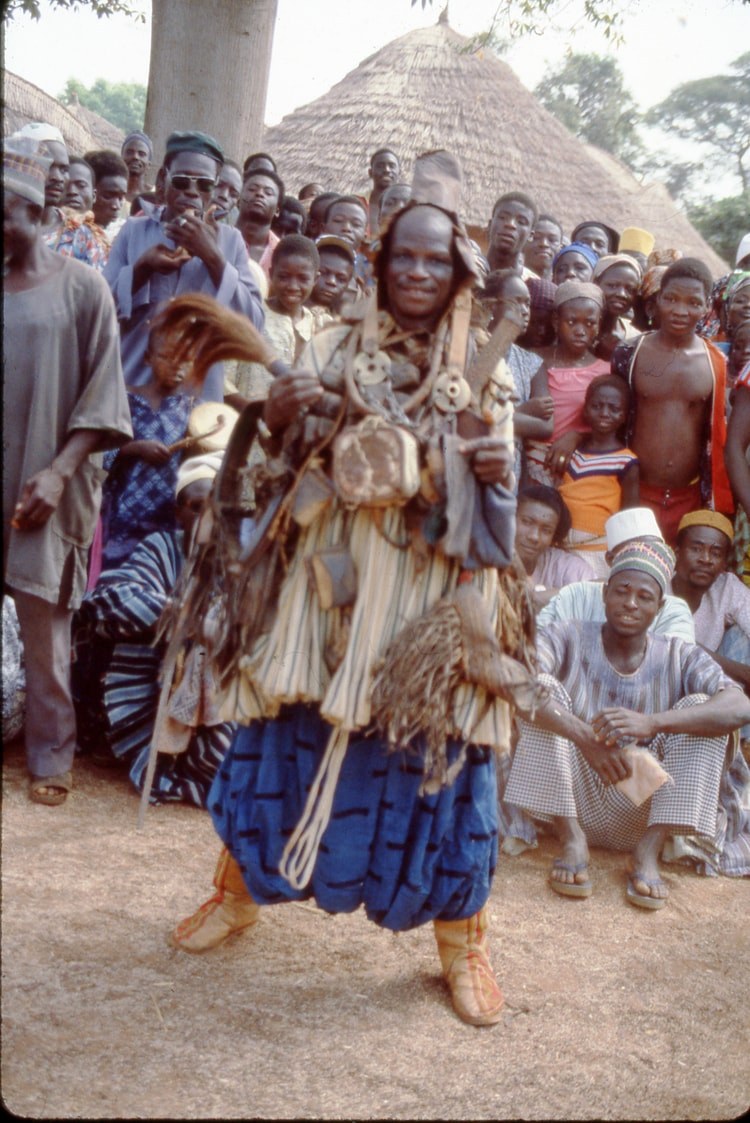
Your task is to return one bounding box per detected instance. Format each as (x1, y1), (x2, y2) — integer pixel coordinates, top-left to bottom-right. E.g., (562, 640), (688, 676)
(322, 195), (368, 252)
(224, 234), (319, 410)
(322, 195), (371, 292)
(612, 258), (734, 544)
(307, 234), (355, 326)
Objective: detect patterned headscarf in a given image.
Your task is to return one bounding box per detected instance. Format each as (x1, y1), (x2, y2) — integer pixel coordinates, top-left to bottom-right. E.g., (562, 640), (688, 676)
(640, 265), (667, 301)
(724, 271), (750, 308)
(608, 539), (675, 597)
(526, 276), (557, 317)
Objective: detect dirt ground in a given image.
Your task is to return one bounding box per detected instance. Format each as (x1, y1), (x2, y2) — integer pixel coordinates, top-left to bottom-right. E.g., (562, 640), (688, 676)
(1, 734), (748, 1122)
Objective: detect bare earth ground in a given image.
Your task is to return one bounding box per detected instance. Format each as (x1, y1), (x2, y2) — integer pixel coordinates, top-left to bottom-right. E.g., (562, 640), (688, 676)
(2, 735), (749, 1121)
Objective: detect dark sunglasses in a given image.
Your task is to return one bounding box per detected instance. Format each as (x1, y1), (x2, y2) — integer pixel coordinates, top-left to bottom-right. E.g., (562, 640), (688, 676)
(168, 172), (217, 193)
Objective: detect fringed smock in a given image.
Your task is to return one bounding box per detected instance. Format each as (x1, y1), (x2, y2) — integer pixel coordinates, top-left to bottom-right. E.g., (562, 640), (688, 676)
(209, 315), (516, 928)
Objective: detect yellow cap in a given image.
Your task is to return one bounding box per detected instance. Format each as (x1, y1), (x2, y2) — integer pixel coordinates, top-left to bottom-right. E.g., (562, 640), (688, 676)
(618, 227), (655, 256)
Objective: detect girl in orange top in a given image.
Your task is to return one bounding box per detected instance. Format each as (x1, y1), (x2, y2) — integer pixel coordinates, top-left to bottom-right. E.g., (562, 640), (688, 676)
(558, 374), (640, 578)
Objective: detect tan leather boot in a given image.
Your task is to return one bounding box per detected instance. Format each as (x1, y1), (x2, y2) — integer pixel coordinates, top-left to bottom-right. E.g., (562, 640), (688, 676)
(171, 848), (260, 954)
(433, 906), (504, 1026)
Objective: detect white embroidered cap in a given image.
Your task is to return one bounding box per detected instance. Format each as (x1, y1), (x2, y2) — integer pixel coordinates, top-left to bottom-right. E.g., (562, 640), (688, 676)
(605, 507), (663, 553)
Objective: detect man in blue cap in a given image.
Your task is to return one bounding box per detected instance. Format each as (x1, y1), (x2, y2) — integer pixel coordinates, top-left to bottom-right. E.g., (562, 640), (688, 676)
(104, 130), (265, 402)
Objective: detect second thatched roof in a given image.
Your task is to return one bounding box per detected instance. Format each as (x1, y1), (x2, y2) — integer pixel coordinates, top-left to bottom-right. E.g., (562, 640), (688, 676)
(3, 71), (125, 158)
(264, 17), (725, 272)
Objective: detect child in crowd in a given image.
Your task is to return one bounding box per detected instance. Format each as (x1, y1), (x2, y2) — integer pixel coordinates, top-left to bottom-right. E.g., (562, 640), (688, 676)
(322, 195), (371, 291)
(514, 484), (595, 613)
(525, 280), (609, 486)
(728, 321), (750, 400)
(224, 234), (320, 410)
(558, 375), (640, 577)
(306, 234), (356, 328)
(592, 253), (642, 361)
(99, 330), (195, 572)
(480, 269), (553, 490)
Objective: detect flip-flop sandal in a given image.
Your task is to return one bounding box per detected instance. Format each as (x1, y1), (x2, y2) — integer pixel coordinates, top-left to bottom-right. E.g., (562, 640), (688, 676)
(626, 871), (667, 910)
(549, 858), (592, 898)
(29, 771), (73, 807)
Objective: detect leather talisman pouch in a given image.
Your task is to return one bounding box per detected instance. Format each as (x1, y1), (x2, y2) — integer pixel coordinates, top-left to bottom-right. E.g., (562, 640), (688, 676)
(332, 415), (420, 508)
(291, 463), (336, 527)
(306, 545), (358, 610)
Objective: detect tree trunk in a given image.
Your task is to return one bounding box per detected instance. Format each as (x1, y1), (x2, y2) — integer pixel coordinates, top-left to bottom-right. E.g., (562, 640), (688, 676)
(144, 0), (278, 167)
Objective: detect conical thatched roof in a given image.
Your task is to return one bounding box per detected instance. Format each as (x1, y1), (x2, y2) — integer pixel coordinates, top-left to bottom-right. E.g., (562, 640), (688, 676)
(264, 19), (725, 273)
(3, 71), (125, 156)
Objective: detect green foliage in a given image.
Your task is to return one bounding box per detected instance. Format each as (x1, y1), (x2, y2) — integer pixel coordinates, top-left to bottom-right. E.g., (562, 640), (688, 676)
(688, 194), (750, 266)
(60, 77), (146, 133)
(3, 0), (144, 20)
(534, 53), (643, 167)
(646, 53), (750, 194)
(413, 0), (625, 42)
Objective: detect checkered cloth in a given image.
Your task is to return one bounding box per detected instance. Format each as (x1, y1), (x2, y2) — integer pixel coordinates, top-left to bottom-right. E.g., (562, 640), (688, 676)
(505, 676), (727, 852)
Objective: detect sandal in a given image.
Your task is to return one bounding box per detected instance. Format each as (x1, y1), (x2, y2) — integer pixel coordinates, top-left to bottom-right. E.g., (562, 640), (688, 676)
(549, 858), (592, 899)
(29, 771), (73, 807)
(626, 871), (668, 910)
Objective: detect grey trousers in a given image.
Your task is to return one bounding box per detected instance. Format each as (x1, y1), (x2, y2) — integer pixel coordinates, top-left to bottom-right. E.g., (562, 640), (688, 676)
(11, 588), (76, 780)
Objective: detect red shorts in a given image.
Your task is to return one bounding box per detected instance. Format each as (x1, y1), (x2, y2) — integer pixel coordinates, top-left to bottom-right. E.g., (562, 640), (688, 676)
(639, 481), (702, 546)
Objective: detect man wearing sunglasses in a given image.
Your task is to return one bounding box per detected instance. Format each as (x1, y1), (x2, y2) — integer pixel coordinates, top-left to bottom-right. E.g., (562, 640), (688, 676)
(104, 130), (264, 402)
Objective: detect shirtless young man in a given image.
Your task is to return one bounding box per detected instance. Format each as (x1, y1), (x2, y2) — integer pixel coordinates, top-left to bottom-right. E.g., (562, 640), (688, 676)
(612, 259), (733, 545)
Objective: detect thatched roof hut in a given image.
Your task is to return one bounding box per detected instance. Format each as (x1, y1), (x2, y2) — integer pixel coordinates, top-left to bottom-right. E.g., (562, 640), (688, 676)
(264, 14), (725, 272)
(3, 71), (125, 157)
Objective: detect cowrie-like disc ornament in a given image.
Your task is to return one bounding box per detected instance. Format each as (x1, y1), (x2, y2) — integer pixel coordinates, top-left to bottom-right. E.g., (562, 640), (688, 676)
(432, 372), (471, 413)
(352, 350), (391, 386)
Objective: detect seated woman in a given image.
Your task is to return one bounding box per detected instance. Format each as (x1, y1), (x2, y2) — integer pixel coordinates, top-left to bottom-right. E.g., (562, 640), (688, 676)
(74, 454), (235, 807)
(515, 485), (596, 613)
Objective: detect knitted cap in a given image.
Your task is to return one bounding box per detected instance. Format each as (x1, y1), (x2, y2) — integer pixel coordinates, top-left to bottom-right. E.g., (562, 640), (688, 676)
(677, 509), (734, 544)
(3, 138), (52, 207)
(608, 539), (675, 597)
(121, 130), (154, 161)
